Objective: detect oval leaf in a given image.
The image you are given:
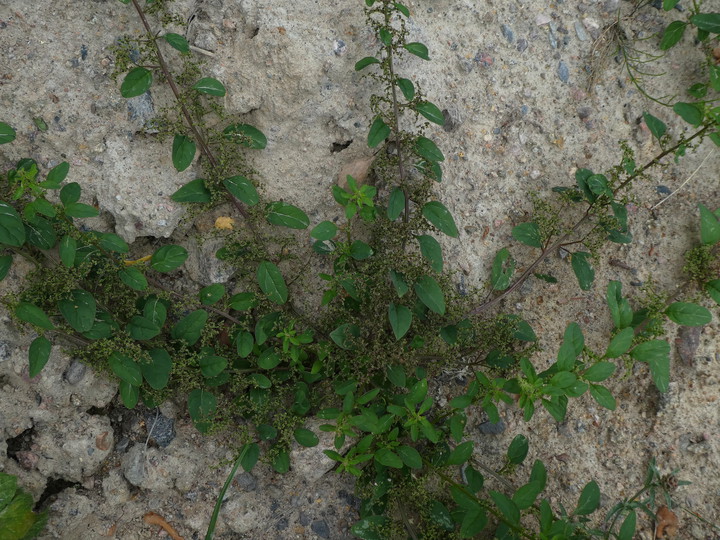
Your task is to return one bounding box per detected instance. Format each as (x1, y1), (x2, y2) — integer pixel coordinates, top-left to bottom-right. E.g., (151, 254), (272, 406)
(16, 302), (54, 330)
(665, 302), (712, 326)
(164, 33), (190, 53)
(172, 178), (211, 203)
(416, 234), (443, 272)
(151, 245), (188, 272)
(416, 101), (445, 126)
(310, 221), (337, 241)
(29, 336), (52, 378)
(109, 352), (142, 386)
(223, 175), (259, 206)
(404, 42), (429, 60)
(512, 222), (542, 248)
(415, 136), (444, 162)
(223, 123), (267, 149)
(0, 202), (26, 247)
(172, 134), (196, 172)
(192, 77), (226, 96)
(294, 427), (319, 447)
(120, 67), (152, 98)
(257, 261), (288, 304)
(0, 122), (16, 144)
(266, 202), (309, 229)
(422, 201), (458, 237)
(368, 116), (391, 148)
(388, 303), (412, 340)
(414, 275), (445, 315)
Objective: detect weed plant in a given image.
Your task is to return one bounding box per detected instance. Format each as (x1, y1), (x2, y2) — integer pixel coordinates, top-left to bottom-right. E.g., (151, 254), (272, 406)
(0, 0), (719, 538)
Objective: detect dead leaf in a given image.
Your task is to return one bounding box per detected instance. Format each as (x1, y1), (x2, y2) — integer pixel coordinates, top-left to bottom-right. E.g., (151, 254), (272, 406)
(655, 505), (678, 539)
(676, 325), (701, 365)
(338, 156), (374, 188)
(95, 431), (111, 451)
(214, 216), (235, 230)
(105, 523), (117, 537)
(143, 512), (184, 540)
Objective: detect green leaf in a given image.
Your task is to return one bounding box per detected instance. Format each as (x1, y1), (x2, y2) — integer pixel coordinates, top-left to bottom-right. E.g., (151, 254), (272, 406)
(512, 222), (542, 248)
(428, 500), (454, 531)
(351, 516), (388, 540)
(239, 443), (260, 472)
(0, 202), (26, 247)
(355, 56), (380, 71)
(192, 77), (226, 96)
(171, 309), (209, 346)
(257, 261), (288, 304)
(699, 203), (720, 245)
(187, 389), (217, 432)
(513, 481), (543, 510)
(415, 136), (444, 162)
(15, 302), (54, 330)
(397, 445), (422, 469)
(422, 201), (458, 237)
(266, 202), (310, 229)
(574, 480), (600, 516)
(120, 67), (152, 98)
(57, 235), (76, 268)
(330, 323), (361, 350)
(386, 365), (406, 387)
(39, 161), (69, 189)
(350, 240), (373, 260)
(25, 216), (56, 249)
(406, 378), (428, 406)
(642, 112), (666, 141)
(58, 289), (97, 333)
(394, 2), (410, 17)
(99, 233), (129, 253)
(28, 336), (51, 378)
(375, 448), (403, 468)
(223, 175), (259, 206)
(490, 248), (514, 291)
(109, 353), (142, 386)
(151, 245), (188, 272)
(272, 450), (290, 473)
(250, 373), (272, 389)
(311, 221), (337, 241)
(64, 202), (98, 218)
(665, 302), (712, 326)
(172, 134), (196, 172)
(416, 234), (443, 272)
(589, 384), (616, 410)
(367, 116), (391, 148)
(234, 331), (253, 358)
(404, 42), (429, 60)
(119, 380), (139, 408)
(630, 340), (670, 392)
(460, 507), (488, 537)
(0, 254), (11, 281)
(223, 123), (267, 149)
(294, 427), (319, 447)
(447, 441), (473, 466)
(660, 20), (687, 50)
(618, 510), (637, 540)
(199, 354), (227, 378)
(171, 178), (211, 203)
(257, 348), (281, 369)
(663, 0), (680, 9)
(416, 101), (445, 126)
(571, 251), (594, 290)
(388, 303), (412, 340)
(690, 13), (720, 34)
(379, 27), (392, 46)
(397, 78), (415, 100)
(390, 270), (409, 297)
(584, 361), (616, 383)
(507, 434), (529, 464)
(673, 102), (704, 127)
(0, 122), (16, 144)
(142, 349), (172, 390)
(119, 267), (148, 291)
(706, 280), (720, 304)
(164, 33), (190, 53)
(197, 283), (224, 306)
(490, 490), (520, 525)
(229, 292), (257, 311)
(387, 188), (405, 221)
(414, 275), (445, 315)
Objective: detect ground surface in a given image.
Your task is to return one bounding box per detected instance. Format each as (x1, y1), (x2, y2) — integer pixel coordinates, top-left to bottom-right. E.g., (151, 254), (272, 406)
(1, 0), (719, 538)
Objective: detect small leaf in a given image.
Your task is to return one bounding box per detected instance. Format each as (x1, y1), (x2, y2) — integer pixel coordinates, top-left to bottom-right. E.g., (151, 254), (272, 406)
(29, 336), (51, 378)
(507, 434), (529, 464)
(630, 340), (670, 392)
(120, 67), (152, 98)
(618, 510), (637, 540)
(172, 135), (196, 172)
(416, 101), (445, 126)
(330, 323), (361, 350)
(461, 507), (488, 538)
(416, 234), (443, 272)
(109, 353), (142, 386)
(25, 216), (57, 250)
(491, 248), (514, 291)
(63, 202), (99, 218)
(42, 161), (70, 188)
(368, 116), (391, 148)
(59, 236), (77, 268)
(199, 354), (227, 378)
(15, 302), (54, 330)
(404, 42), (429, 60)
(171, 309), (209, 346)
(266, 202), (310, 229)
(583, 362), (616, 382)
(250, 373), (272, 389)
(294, 427), (319, 447)
(229, 292), (257, 311)
(397, 445), (422, 469)
(574, 480), (600, 515)
(99, 233), (129, 253)
(120, 380), (139, 408)
(414, 275), (445, 315)
(142, 349), (172, 390)
(119, 267), (148, 291)
(397, 78), (415, 100)
(187, 389), (216, 432)
(58, 289), (97, 333)
(390, 270), (409, 297)
(192, 77), (226, 96)
(673, 102), (704, 127)
(660, 20), (687, 50)
(350, 240), (373, 260)
(415, 136), (444, 162)
(0, 254), (11, 281)
(223, 123), (267, 149)
(447, 441), (473, 465)
(199, 283), (225, 305)
(589, 384), (616, 410)
(257, 261), (288, 304)
(490, 490), (520, 525)
(0, 202), (26, 247)
(422, 201), (458, 237)
(151, 245), (188, 272)
(388, 303), (412, 340)
(257, 348), (281, 369)
(690, 13), (720, 34)
(663, 0), (680, 9)
(512, 222), (542, 248)
(0, 122), (16, 144)
(665, 302), (711, 326)
(705, 280), (720, 304)
(355, 56), (380, 71)
(643, 112), (666, 141)
(387, 188), (405, 221)
(571, 251), (594, 290)
(164, 33), (190, 53)
(311, 221), (337, 241)
(223, 175), (259, 206)
(374, 448), (403, 468)
(699, 203), (720, 245)
(171, 178), (211, 203)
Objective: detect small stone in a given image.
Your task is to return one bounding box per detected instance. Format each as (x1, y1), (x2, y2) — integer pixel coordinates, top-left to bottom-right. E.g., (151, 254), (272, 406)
(478, 420), (506, 434)
(676, 326), (701, 365)
(577, 107), (592, 120)
(64, 360), (86, 385)
(536, 14), (552, 26)
(574, 21), (589, 41)
(474, 51), (493, 68)
(275, 518), (289, 531)
(557, 61), (570, 83)
(299, 511), (311, 526)
(656, 185), (671, 195)
(500, 24), (515, 43)
(16, 451), (39, 471)
(144, 411), (175, 448)
(516, 38), (528, 52)
(333, 39), (347, 56)
(0, 340), (12, 361)
(311, 520), (331, 539)
(234, 471), (257, 491)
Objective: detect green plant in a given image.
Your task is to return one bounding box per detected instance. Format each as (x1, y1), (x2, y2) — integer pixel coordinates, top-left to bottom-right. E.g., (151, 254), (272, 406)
(1, 0), (720, 538)
(0, 472), (47, 540)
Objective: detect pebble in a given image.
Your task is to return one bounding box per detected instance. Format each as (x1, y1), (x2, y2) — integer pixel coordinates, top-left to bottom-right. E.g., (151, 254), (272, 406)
(516, 38), (528, 52)
(676, 325), (701, 365)
(333, 39), (346, 56)
(144, 411), (175, 448)
(64, 360), (86, 385)
(574, 21), (589, 41)
(536, 14), (552, 26)
(501, 24), (515, 43)
(311, 520), (331, 539)
(234, 471), (257, 491)
(478, 420), (506, 434)
(558, 61), (570, 83)
(656, 185), (671, 195)
(0, 339), (12, 361)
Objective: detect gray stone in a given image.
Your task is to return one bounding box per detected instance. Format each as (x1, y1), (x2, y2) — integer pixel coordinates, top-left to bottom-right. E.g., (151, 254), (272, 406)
(500, 24), (515, 43)
(0, 339), (12, 361)
(144, 410), (175, 448)
(558, 61), (570, 83)
(63, 360), (86, 385)
(311, 519), (331, 539)
(234, 471), (257, 491)
(478, 420), (506, 434)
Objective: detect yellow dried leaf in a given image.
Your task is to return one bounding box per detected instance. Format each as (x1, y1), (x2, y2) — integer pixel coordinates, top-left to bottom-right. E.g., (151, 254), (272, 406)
(215, 216), (235, 230)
